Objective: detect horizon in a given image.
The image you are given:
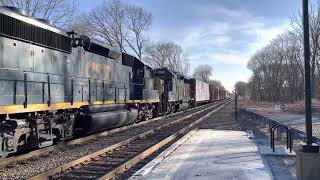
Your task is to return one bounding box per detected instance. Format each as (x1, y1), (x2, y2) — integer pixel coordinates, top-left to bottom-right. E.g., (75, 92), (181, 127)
(78, 0), (302, 92)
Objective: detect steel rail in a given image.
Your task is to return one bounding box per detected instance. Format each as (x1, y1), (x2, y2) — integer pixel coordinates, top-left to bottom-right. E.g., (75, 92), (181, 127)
(0, 101), (222, 167)
(29, 100), (229, 180)
(99, 101), (230, 180)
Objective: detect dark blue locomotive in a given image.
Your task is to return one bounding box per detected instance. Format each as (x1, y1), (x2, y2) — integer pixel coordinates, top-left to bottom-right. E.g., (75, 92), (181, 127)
(0, 6), (227, 158)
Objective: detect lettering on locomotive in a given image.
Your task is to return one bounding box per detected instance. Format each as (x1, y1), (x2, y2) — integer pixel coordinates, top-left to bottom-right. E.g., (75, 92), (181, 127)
(85, 62), (112, 80)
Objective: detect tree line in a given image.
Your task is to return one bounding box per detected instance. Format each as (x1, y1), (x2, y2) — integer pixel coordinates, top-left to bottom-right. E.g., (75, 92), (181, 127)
(0, 0), (189, 76)
(192, 64), (225, 90)
(1, 0), (225, 90)
(236, 1), (320, 102)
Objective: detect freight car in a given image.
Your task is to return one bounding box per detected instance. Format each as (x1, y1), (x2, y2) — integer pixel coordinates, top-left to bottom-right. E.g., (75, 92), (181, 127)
(190, 79), (210, 107)
(0, 6), (160, 158)
(0, 6), (228, 158)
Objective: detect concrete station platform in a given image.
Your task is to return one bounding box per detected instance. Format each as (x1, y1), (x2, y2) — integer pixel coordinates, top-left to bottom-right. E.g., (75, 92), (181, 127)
(130, 129), (273, 180)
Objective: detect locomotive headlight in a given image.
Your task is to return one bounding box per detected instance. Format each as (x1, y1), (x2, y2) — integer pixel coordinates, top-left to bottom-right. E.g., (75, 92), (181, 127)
(5, 137), (15, 148)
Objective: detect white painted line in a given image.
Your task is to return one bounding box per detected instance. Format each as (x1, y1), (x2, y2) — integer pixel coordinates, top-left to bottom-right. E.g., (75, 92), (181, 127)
(129, 129), (199, 178)
(258, 145), (295, 156)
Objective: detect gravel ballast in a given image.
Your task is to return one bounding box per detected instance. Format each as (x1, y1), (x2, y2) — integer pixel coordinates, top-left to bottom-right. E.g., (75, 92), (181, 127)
(0, 103), (219, 180)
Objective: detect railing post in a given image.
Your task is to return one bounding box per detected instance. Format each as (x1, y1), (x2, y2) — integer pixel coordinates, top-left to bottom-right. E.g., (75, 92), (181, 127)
(71, 78), (74, 105)
(47, 74), (51, 107)
(269, 119), (272, 131)
(114, 84), (117, 103)
(42, 82), (45, 104)
(289, 130), (292, 153)
(88, 79), (91, 104)
(13, 80), (17, 105)
(23, 72), (28, 108)
(102, 81), (105, 103)
(96, 79), (98, 102)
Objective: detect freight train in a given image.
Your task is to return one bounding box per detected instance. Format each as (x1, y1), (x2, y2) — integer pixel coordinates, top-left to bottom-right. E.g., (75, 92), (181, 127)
(0, 6), (228, 158)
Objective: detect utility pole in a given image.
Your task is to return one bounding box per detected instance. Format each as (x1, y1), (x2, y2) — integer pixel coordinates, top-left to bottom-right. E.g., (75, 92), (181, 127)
(302, 0), (319, 153)
(235, 89), (238, 121)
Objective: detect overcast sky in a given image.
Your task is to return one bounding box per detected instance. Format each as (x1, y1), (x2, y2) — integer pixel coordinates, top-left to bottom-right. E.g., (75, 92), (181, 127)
(79, 0), (303, 91)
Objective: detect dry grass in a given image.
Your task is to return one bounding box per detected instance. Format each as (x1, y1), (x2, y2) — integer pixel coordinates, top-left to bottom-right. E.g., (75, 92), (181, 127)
(240, 98), (320, 115)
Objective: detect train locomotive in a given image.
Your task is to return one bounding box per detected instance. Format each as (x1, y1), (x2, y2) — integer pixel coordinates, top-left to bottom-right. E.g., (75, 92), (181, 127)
(0, 6), (228, 158)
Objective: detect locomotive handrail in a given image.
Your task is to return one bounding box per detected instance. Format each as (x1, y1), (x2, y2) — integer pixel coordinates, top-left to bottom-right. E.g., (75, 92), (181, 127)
(88, 79), (91, 103)
(0, 77), (144, 87)
(0, 67), (144, 86)
(71, 78), (74, 105)
(47, 74), (51, 107)
(23, 72), (27, 108)
(0, 70), (146, 107)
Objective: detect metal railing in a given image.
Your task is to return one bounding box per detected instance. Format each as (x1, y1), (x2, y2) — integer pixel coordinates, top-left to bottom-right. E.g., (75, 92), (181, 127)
(239, 108), (320, 152)
(270, 123), (292, 153)
(0, 68), (145, 108)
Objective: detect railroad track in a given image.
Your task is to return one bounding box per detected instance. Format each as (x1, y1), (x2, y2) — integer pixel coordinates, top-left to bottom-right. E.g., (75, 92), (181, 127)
(0, 100), (227, 179)
(0, 101), (218, 168)
(198, 102), (242, 130)
(119, 102), (241, 179)
(29, 100), (230, 180)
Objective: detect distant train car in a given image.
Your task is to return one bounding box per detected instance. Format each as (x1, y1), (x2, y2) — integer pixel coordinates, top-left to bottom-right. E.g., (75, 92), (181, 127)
(209, 84), (222, 101)
(153, 68), (190, 114)
(0, 6), (160, 157)
(209, 85), (228, 101)
(209, 85), (218, 101)
(0, 5), (225, 158)
(190, 79), (210, 107)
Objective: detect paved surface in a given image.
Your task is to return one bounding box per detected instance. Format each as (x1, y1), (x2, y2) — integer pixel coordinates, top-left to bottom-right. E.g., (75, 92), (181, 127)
(258, 145), (295, 156)
(240, 110), (297, 180)
(268, 112), (320, 125)
(130, 129), (273, 180)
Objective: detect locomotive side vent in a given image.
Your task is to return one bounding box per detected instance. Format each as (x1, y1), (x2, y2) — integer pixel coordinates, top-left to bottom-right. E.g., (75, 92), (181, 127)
(0, 13), (72, 53)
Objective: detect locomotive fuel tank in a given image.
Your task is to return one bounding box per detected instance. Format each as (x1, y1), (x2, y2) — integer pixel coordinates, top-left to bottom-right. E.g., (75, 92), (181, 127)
(177, 102), (189, 111)
(73, 104), (138, 135)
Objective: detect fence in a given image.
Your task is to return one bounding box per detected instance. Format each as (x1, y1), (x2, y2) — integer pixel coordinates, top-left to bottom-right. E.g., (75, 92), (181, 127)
(239, 108), (320, 151)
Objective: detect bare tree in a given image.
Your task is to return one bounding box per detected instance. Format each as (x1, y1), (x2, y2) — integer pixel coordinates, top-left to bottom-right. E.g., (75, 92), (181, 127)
(246, 1), (320, 102)
(291, 1), (320, 98)
(209, 80), (222, 88)
(145, 41), (190, 76)
(234, 81), (247, 97)
(124, 4), (152, 59)
(0, 0), (78, 28)
(69, 13), (95, 37)
(192, 64), (213, 83)
(247, 33), (305, 102)
(246, 2), (320, 102)
(180, 54), (191, 76)
(71, 0), (152, 57)
(79, 0), (127, 51)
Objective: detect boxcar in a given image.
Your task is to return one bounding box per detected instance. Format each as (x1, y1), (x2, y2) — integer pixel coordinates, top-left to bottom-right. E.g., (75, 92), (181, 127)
(190, 79), (210, 106)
